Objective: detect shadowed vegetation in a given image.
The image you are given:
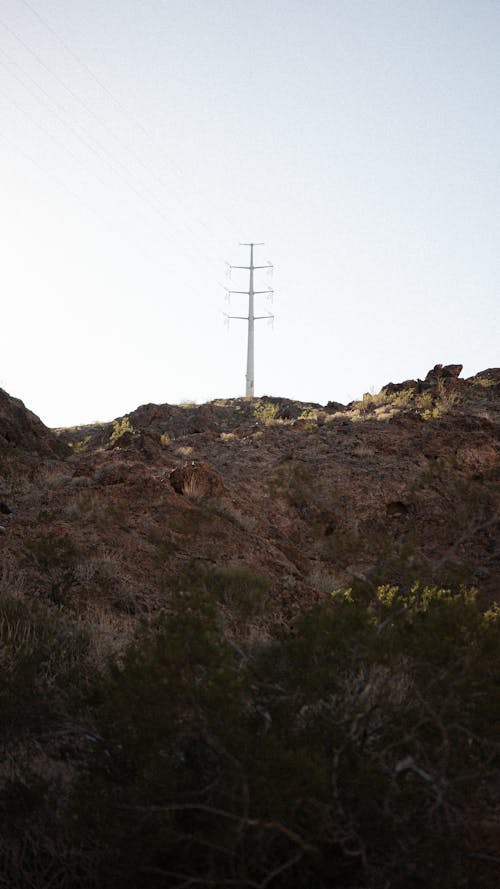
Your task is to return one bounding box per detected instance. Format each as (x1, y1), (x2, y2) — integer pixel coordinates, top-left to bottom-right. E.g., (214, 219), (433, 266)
(1, 582), (499, 888)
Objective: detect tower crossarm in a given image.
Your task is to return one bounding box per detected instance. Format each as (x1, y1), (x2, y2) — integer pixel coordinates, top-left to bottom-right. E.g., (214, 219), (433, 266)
(225, 288), (272, 295)
(229, 264), (272, 271)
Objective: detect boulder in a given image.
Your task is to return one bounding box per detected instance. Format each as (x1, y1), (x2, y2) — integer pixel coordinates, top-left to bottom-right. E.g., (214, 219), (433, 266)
(382, 379), (419, 396)
(424, 364), (463, 383)
(169, 460), (225, 499)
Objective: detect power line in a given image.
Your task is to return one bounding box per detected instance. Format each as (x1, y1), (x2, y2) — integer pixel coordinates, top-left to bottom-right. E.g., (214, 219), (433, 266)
(0, 84), (111, 191)
(19, 0), (151, 140)
(0, 86), (217, 294)
(0, 47), (217, 262)
(10, 2), (238, 256)
(0, 49), (153, 195)
(21, 0), (238, 233)
(0, 12), (225, 269)
(0, 128), (100, 219)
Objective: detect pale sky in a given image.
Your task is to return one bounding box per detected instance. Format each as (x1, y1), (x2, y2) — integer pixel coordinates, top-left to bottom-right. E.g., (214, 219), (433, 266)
(1, 0), (498, 427)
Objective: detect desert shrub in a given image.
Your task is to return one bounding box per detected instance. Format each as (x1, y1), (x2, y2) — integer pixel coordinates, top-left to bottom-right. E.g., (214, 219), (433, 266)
(63, 583), (500, 889)
(0, 593), (91, 739)
(269, 460), (314, 511)
(416, 384), (461, 420)
(172, 561), (269, 619)
(23, 532), (81, 603)
(0, 769), (98, 889)
(65, 492), (101, 523)
(175, 445), (193, 457)
(180, 474), (205, 501)
(299, 407), (319, 419)
(254, 400), (279, 423)
(109, 416), (133, 444)
(350, 390), (384, 413)
(210, 498), (256, 531)
(204, 564), (269, 617)
(350, 386), (460, 421)
(0, 590), (104, 888)
(473, 377), (497, 388)
(24, 532), (78, 572)
(153, 538), (178, 563)
(68, 434), (92, 454)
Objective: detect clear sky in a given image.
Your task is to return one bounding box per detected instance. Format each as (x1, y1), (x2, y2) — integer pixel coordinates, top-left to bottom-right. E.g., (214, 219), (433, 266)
(1, 0), (498, 427)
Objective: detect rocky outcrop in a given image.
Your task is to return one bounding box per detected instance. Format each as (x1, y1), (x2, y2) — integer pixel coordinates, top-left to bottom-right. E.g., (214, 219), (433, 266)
(0, 387), (66, 460)
(424, 363), (463, 383)
(383, 363), (464, 397)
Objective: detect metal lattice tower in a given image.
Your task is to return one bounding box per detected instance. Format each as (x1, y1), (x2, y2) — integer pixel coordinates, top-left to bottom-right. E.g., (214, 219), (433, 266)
(224, 243), (274, 397)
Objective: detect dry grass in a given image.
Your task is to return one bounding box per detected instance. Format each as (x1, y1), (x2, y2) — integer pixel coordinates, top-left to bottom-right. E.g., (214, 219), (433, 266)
(32, 464), (74, 490)
(215, 498), (257, 531)
(182, 475), (206, 501)
(308, 567), (346, 594)
(64, 492), (102, 522)
(352, 445), (374, 459)
(176, 445), (193, 457)
(73, 601), (137, 664)
(0, 561), (29, 600)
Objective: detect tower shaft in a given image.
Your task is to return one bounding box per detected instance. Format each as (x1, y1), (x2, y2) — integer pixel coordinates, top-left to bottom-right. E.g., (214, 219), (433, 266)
(246, 243), (255, 396)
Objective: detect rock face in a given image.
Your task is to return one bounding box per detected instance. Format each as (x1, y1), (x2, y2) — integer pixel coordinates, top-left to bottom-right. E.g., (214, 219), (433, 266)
(425, 363), (463, 382)
(0, 364), (499, 613)
(0, 387), (66, 462)
(382, 363), (465, 397)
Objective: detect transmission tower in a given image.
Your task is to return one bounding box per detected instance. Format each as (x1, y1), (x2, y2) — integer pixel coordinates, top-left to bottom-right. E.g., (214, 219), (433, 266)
(224, 243), (274, 397)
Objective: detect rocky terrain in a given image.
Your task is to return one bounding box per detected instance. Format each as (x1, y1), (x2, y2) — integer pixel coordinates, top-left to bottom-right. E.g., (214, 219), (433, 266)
(1, 363), (499, 616)
(1, 363), (499, 889)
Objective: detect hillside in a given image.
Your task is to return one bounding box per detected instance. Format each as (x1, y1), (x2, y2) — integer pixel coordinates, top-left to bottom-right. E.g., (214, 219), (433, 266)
(0, 363), (499, 889)
(1, 363), (499, 610)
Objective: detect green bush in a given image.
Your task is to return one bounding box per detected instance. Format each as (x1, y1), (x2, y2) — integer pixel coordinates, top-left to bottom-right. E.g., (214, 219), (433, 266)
(109, 416), (133, 444)
(66, 583), (500, 888)
(1, 573), (498, 888)
(254, 400), (280, 423)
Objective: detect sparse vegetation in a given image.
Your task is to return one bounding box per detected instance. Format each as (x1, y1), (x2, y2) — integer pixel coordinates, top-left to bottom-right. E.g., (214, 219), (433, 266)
(68, 434), (92, 454)
(254, 399), (280, 423)
(204, 564), (269, 617)
(1, 365), (499, 887)
(181, 473), (205, 500)
(349, 383), (462, 421)
(175, 444), (193, 457)
(2, 581), (498, 888)
(109, 415), (133, 443)
(472, 376), (497, 388)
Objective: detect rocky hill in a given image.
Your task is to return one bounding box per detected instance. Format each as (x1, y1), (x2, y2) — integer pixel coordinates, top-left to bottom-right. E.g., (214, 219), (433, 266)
(1, 363), (500, 889)
(1, 363), (499, 613)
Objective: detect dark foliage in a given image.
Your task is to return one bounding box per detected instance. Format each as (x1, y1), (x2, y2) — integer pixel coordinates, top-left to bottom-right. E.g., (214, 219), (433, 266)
(1, 584), (499, 888)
